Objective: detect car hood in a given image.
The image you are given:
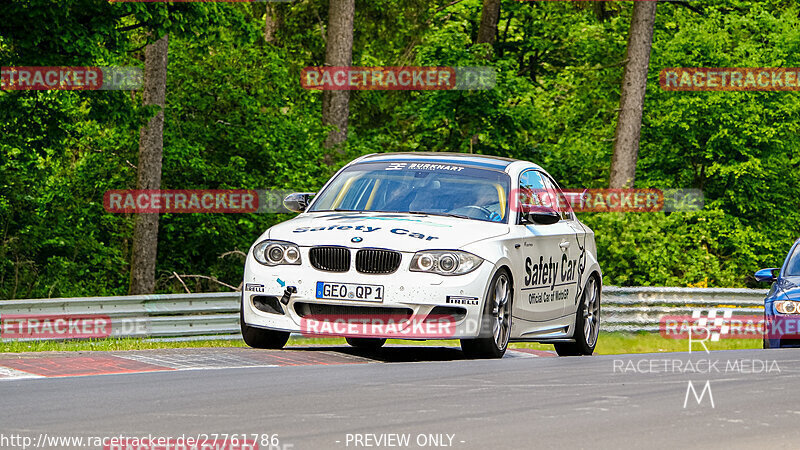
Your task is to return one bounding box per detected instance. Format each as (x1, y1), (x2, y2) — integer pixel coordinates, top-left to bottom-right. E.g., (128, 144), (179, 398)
(777, 276), (800, 300)
(267, 212), (510, 252)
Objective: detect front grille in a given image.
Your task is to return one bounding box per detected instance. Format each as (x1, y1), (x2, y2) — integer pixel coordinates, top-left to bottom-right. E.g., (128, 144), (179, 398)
(309, 246), (351, 272)
(355, 249), (402, 274)
(294, 302), (413, 320)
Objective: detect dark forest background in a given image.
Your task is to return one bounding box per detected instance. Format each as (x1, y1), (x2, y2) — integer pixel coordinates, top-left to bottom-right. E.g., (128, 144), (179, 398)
(1, 0), (798, 298)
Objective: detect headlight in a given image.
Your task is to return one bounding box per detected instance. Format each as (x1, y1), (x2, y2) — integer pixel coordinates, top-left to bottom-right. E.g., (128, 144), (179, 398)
(253, 240), (302, 266)
(775, 301), (800, 314)
(410, 250), (483, 275)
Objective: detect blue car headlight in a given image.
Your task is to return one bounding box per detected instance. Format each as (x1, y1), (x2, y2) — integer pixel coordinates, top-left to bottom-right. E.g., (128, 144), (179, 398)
(775, 300), (800, 314)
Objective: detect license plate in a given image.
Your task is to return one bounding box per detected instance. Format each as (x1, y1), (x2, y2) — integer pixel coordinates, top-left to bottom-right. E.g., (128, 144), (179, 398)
(316, 282), (384, 302)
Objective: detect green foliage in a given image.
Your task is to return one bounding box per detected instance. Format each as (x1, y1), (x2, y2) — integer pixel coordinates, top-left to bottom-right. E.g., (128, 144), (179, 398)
(155, 15), (329, 290)
(583, 210), (779, 287)
(1, 0), (798, 298)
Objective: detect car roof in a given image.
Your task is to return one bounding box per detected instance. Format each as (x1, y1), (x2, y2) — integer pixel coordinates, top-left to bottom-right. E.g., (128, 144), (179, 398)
(358, 152), (521, 171)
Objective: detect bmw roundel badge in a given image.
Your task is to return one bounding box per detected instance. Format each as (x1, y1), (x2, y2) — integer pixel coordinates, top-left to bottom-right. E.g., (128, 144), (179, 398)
(351, 236), (363, 243)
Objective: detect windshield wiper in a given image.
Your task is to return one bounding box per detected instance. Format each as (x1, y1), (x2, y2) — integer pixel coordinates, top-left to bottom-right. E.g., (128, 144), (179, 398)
(405, 210), (472, 220)
(312, 208), (363, 212)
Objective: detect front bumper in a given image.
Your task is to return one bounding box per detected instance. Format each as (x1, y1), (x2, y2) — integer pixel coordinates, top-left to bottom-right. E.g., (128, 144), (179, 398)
(764, 301), (800, 348)
(241, 249), (496, 339)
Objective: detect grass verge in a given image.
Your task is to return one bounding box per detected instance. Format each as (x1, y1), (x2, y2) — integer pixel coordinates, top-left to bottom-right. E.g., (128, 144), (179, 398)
(0, 332), (761, 354)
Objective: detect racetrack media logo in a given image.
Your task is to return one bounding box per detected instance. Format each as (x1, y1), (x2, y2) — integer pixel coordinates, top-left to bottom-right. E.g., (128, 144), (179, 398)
(616, 309), (782, 409)
(660, 310), (800, 340)
(1, 67), (142, 90)
(301, 66), (496, 91)
(660, 67), (800, 91)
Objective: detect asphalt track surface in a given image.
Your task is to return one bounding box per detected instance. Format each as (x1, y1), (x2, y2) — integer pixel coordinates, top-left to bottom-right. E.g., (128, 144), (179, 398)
(1, 345), (800, 450)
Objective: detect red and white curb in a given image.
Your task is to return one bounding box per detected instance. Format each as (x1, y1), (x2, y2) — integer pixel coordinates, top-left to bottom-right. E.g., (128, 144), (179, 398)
(0, 347), (554, 380)
(0, 365), (45, 380)
(0, 348), (368, 380)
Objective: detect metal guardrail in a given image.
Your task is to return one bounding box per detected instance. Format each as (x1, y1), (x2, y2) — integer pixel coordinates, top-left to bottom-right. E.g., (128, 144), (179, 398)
(603, 286), (767, 333)
(0, 286), (769, 340)
(0, 292), (241, 340)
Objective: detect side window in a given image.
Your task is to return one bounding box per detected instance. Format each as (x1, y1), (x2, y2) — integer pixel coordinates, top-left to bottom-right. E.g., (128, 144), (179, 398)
(519, 170), (546, 206)
(786, 245), (800, 276)
(539, 173), (573, 221)
(518, 170), (546, 223)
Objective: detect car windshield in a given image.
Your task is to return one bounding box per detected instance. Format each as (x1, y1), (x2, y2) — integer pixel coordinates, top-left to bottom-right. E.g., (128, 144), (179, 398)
(309, 160), (511, 223)
(785, 244), (800, 276)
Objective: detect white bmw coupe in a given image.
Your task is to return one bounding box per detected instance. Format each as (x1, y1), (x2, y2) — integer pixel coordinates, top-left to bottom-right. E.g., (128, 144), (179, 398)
(241, 153), (602, 357)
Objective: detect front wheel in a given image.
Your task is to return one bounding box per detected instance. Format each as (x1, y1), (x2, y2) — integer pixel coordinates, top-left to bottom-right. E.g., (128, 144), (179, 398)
(461, 269), (512, 359)
(555, 276), (600, 356)
(240, 300), (290, 349)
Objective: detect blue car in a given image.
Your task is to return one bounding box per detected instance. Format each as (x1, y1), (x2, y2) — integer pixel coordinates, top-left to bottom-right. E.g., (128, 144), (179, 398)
(756, 238), (800, 348)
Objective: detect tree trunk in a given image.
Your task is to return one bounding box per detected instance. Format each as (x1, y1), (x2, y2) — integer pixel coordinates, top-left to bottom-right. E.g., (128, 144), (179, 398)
(593, 2), (608, 22)
(129, 34), (168, 295)
(477, 0), (502, 45)
(609, 3), (657, 189)
(321, 0), (355, 153)
(264, 4), (278, 44)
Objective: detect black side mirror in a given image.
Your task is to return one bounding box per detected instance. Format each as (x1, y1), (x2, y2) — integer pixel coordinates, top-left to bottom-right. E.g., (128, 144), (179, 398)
(283, 192), (315, 213)
(521, 207), (560, 225)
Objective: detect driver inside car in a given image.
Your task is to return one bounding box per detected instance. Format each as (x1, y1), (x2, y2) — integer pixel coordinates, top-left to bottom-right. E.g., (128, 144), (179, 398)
(470, 185), (504, 222)
(445, 184), (504, 222)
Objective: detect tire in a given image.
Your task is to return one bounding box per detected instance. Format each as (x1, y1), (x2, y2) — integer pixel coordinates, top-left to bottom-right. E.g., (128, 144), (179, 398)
(240, 298), (290, 349)
(763, 312), (779, 349)
(461, 269), (512, 359)
(345, 337), (386, 350)
(555, 275), (600, 356)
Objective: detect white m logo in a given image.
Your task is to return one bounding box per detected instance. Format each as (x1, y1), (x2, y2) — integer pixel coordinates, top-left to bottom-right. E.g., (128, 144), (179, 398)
(684, 380), (715, 408)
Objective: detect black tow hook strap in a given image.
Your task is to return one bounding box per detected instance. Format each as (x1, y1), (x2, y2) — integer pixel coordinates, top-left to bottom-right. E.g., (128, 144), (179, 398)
(280, 286), (298, 305)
